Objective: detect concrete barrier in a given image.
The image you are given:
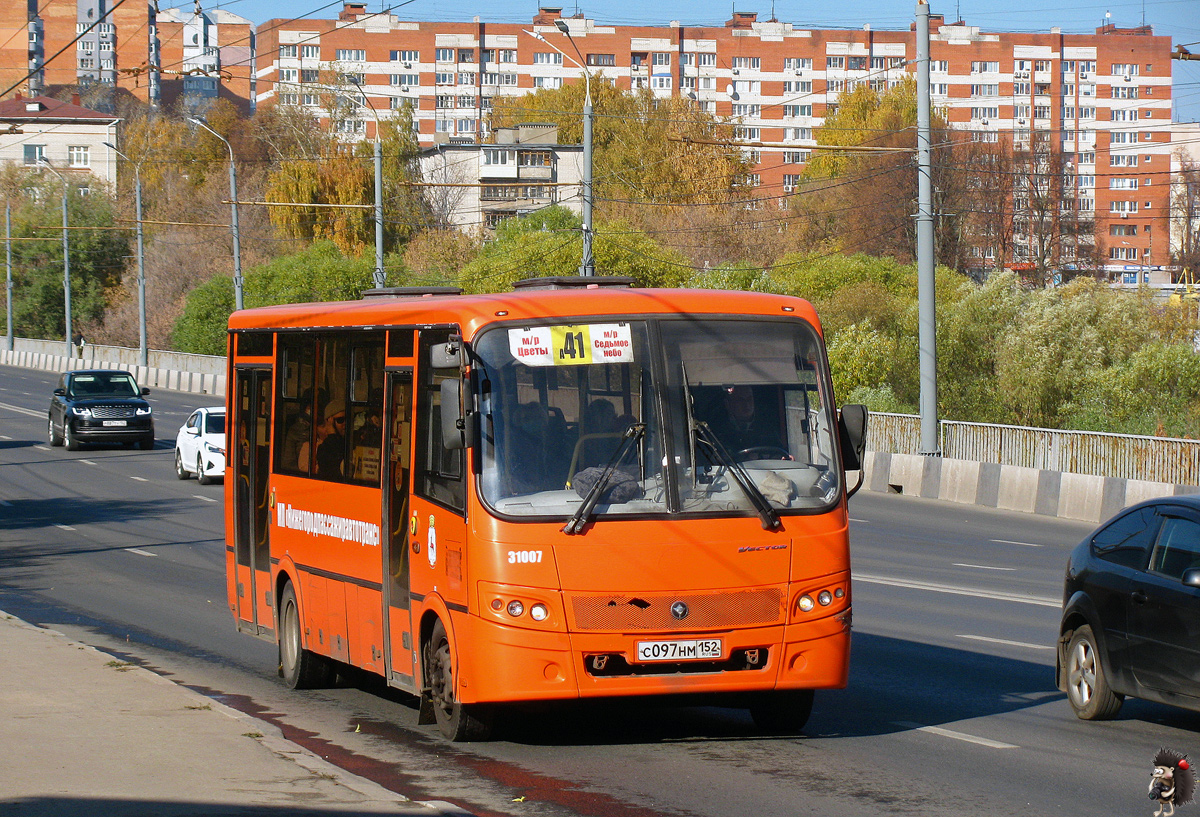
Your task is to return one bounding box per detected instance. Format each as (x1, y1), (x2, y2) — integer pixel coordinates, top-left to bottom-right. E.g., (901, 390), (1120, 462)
(862, 450), (1200, 524)
(1, 348), (225, 399)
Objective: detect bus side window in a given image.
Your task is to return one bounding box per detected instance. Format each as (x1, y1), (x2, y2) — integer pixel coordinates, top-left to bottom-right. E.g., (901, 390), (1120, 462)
(415, 330), (465, 513)
(276, 338), (316, 475)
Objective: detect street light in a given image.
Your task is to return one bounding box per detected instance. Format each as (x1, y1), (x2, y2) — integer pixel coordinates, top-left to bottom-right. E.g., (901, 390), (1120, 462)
(38, 158), (72, 357)
(187, 116), (243, 310)
(104, 142), (147, 367)
(346, 77), (387, 289)
(529, 24), (594, 276)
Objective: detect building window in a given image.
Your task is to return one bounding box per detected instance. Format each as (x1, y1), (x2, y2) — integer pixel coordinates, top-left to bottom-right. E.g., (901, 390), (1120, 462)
(783, 104), (812, 117)
(930, 60), (948, 73)
(391, 50), (419, 62)
(391, 73), (418, 86)
(786, 127), (813, 141)
(971, 61), (999, 73)
(1111, 63), (1138, 76)
(651, 76), (671, 90)
(301, 44), (319, 59)
(826, 56), (844, 70)
(483, 148), (510, 165)
(518, 150), (551, 167)
(783, 57), (812, 70)
(534, 52), (563, 65)
(971, 84), (998, 96)
(68, 146), (89, 168)
(731, 104), (761, 117)
(458, 49), (474, 63)
(847, 56), (867, 70)
(733, 126), (759, 140)
(784, 80), (812, 93)
(457, 72), (475, 85)
(435, 95), (454, 109)
(335, 49), (365, 62)
(279, 68), (298, 82)
(697, 53), (716, 67)
(783, 150), (811, 163)
(653, 52), (671, 67)
(279, 45), (297, 58)
(435, 48), (454, 62)
(533, 76), (561, 89)
(435, 72), (454, 85)
(587, 53), (615, 66)
(24, 144), (45, 165)
(732, 56), (759, 69)
(782, 173), (801, 189)
(499, 49), (516, 63)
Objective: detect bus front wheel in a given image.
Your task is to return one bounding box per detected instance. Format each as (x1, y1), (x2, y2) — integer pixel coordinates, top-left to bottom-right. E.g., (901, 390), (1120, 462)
(748, 689), (814, 735)
(278, 582), (336, 689)
(426, 618), (493, 741)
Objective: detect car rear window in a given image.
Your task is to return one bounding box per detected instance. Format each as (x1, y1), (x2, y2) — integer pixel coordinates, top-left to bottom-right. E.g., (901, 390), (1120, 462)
(1149, 516), (1200, 580)
(1092, 506), (1159, 570)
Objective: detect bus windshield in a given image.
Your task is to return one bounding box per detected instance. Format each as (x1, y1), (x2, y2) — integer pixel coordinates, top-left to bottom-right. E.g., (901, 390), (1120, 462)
(474, 317), (841, 520)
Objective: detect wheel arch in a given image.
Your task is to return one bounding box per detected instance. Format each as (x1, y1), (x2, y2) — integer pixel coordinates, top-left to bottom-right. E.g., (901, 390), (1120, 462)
(1057, 592), (1111, 692)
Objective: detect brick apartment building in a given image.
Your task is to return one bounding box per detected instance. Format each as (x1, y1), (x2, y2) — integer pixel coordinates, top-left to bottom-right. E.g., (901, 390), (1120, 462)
(252, 4), (1174, 276)
(2, 0), (255, 113)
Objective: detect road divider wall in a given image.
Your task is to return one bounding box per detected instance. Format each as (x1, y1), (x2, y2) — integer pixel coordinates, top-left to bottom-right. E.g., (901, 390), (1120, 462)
(1, 346), (224, 398)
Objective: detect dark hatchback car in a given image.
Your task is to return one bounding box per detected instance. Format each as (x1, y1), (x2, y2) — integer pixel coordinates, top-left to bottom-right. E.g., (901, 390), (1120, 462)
(1058, 496), (1200, 720)
(48, 369), (155, 450)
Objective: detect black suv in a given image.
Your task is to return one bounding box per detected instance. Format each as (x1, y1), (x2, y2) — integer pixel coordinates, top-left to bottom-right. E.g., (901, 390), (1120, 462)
(1058, 496), (1200, 719)
(48, 369), (155, 450)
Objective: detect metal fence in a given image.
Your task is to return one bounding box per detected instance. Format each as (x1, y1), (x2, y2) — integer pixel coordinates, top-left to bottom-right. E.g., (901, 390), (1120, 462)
(866, 413), (1200, 487)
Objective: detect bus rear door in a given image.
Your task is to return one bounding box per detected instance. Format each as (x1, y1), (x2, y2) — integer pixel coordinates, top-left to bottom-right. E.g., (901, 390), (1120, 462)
(232, 367), (273, 637)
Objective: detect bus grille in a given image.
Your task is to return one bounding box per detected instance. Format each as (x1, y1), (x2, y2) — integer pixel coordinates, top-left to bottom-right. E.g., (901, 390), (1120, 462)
(569, 589), (784, 632)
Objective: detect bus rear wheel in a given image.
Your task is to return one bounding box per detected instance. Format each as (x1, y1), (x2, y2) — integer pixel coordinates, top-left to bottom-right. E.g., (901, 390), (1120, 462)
(278, 582), (336, 689)
(748, 689), (815, 735)
(426, 618), (493, 741)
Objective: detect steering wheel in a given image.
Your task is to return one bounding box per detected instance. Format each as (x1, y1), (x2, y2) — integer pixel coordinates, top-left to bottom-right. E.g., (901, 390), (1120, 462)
(735, 446), (793, 462)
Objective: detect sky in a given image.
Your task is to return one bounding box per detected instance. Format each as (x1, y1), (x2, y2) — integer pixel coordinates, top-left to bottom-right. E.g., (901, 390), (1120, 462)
(190, 0), (1200, 121)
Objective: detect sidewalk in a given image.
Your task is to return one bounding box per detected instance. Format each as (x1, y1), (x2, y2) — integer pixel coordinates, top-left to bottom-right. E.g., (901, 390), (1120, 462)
(0, 610), (472, 817)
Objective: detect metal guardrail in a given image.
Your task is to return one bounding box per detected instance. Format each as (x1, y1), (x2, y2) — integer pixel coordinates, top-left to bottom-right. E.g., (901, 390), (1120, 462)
(867, 412), (1200, 486)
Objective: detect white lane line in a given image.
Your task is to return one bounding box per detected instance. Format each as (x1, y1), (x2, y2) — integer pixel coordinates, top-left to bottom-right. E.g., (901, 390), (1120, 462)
(0, 401), (43, 418)
(34, 445), (50, 451)
(130, 476), (148, 482)
(192, 495), (218, 503)
(0, 434), (10, 440)
(990, 539), (1043, 548)
(849, 518), (869, 523)
(79, 459), (98, 466)
(953, 563), (1016, 571)
(855, 573), (1059, 607)
(957, 634), (1053, 651)
(54, 524), (75, 531)
(124, 548), (157, 557)
(893, 721), (1018, 750)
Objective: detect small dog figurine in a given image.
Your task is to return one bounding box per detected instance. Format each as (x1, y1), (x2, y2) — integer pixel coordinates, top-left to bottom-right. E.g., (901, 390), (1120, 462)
(1150, 748), (1194, 817)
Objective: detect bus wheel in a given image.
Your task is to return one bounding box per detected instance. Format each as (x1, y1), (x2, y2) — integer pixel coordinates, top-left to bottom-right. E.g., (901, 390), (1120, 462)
(426, 618), (493, 741)
(749, 689), (814, 735)
(278, 582), (336, 689)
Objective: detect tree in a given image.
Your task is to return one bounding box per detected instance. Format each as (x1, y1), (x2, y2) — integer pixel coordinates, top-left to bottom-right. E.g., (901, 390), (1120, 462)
(0, 167), (128, 340)
(1172, 151), (1200, 285)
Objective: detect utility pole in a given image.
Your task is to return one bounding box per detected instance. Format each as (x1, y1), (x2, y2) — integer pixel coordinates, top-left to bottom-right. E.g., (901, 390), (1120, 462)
(915, 1), (939, 455)
(188, 117), (243, 310)
(5, 201), (12, 352)
(105, 142), (147, 366)
(39, 159), (72, 358)
(348, 78), (386, 288)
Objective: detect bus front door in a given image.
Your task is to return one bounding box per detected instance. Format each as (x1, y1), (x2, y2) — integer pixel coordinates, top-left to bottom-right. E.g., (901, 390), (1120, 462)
(233, 367), (273, 638)
(383, 371), (416, 689)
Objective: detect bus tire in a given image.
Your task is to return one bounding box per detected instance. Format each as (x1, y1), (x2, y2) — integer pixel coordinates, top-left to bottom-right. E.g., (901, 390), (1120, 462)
(749, 689), (814, 735)
(426, 618), (493, 741)
(278, 582), (336, 689)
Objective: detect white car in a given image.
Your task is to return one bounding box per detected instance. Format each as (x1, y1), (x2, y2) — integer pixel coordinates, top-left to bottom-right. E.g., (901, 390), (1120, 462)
(175, 406), (226, 484)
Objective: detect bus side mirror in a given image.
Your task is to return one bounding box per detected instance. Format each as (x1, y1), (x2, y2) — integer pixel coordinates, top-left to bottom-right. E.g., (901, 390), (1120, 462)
(440, 378), (468, 450)
(430, 341), (460, 369)
(838, 404), (868, 471)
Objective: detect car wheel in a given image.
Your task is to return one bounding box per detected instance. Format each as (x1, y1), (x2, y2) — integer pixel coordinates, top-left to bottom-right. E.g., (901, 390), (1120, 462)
(426, 618), (493, 741)
(278, 582), (336, 689)
(175, 449), (190, 480)
(1065, 624), (1123, 720)
(48, 416), (63, 446)
(64, 422), (80, 451)
(197, 454), (212, 485)
(748, 689), (815, 735)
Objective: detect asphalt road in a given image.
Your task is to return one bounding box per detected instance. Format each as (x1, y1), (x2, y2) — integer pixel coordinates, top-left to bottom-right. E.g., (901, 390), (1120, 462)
(2, 362), (1197, 817)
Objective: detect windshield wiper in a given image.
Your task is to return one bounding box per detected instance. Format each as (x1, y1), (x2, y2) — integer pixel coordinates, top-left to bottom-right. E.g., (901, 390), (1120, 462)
(562, 423), (646, 535)
(693, 420), (781, 531)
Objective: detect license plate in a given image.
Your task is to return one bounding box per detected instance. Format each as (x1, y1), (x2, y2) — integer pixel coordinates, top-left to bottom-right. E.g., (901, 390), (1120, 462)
(102, 420), (127, 427)
(635, 638), (722, 662)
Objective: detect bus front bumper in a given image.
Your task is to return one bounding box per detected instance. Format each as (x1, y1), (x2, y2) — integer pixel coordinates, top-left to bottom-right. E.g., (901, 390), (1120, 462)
(452, 610), (851, 705)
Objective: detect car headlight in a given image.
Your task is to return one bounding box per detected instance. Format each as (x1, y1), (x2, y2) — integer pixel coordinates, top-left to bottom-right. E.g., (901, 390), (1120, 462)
(70, 406), (91, 417)
(204, 442), (225, 455)
(135, 406), (152, 416)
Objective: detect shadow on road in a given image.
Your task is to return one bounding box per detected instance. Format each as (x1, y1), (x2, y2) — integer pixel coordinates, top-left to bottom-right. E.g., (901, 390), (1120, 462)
(0, 800), (424, 817)
(0, 497), (168, 531)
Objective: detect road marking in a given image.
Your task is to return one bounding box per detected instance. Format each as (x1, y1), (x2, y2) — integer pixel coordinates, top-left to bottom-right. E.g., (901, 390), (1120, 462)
(990, 539), (1043, 548)
(34, 445), (50, 451)
(849, 518), (869, 523)
(855, 573), (1059, 607)
(54, 524), (75, 531)
(953, 563), (1016, 571)
(79, 459), (97, 466)
(192, 495), (218, 503)
(0, 434), (10, 440)
(124, 548), (157, 557)
(130, 476), (148, 482)
(893, 721), (1017, 750)
(957, 634), (1053, 650)
(0, 401), (42, 418)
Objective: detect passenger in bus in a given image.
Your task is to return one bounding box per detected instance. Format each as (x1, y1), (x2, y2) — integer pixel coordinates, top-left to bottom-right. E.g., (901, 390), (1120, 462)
(315, 400), (348, 478)
(282, 390), (314, 471)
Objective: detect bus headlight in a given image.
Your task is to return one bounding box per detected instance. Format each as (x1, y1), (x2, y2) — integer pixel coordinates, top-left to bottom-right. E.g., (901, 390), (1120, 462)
(818, 590), (833, 606)
(797, 594), (815, 612)
(506, 600), (524, 617)
(530, 603), (548, 621)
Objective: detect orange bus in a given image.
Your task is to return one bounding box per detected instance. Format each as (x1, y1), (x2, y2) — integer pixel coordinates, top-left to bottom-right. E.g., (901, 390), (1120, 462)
(224, 277), (866, 740)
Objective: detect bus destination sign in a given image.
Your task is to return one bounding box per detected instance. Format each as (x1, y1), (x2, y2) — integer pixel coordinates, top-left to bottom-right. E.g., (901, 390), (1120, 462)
(508, 323), (634, 367)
